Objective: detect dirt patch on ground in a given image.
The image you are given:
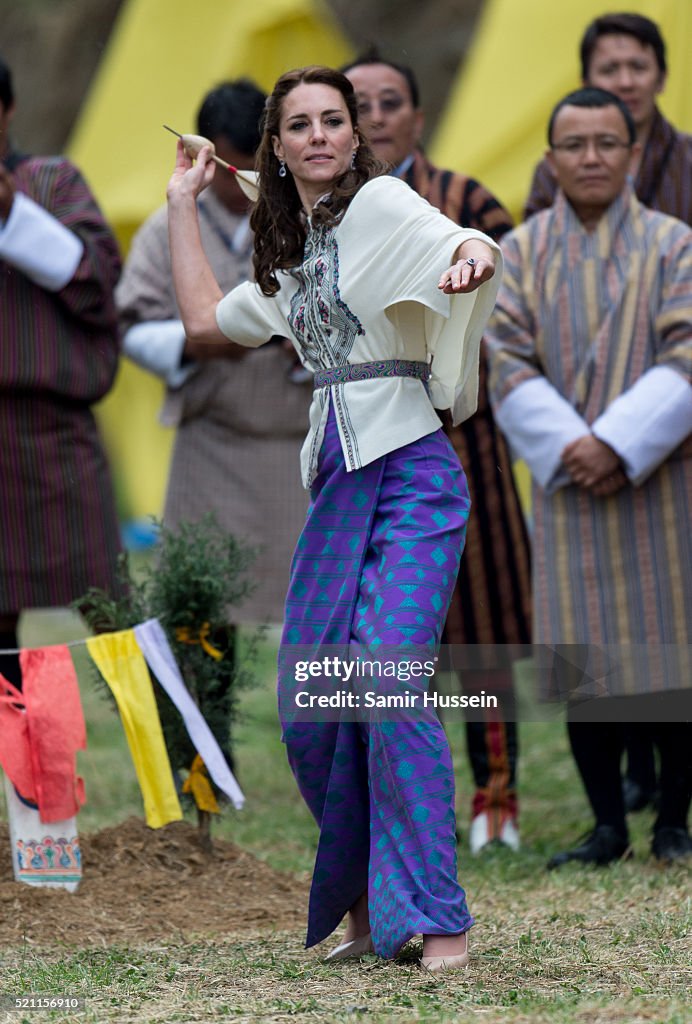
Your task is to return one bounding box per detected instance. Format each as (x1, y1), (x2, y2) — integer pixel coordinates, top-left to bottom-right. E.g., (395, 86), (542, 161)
(0, 817), (308, 947)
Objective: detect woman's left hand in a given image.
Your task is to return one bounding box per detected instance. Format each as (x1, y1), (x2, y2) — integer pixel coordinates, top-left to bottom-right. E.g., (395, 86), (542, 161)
(438, 241), (496, 294)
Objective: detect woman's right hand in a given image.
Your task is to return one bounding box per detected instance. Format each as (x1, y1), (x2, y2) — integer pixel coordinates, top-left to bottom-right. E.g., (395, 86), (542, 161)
(166, 140), (216, 204)
(166, 140), (227, 346)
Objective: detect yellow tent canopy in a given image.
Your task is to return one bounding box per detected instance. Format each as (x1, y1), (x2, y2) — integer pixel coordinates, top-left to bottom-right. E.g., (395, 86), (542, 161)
(431, 0), (691, 222)
(68, 0), (352, 521)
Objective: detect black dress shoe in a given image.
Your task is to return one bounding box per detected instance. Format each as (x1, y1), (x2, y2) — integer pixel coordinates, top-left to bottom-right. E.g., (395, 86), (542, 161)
(547, 825), (632, 870)
(651, 827), (692, 863)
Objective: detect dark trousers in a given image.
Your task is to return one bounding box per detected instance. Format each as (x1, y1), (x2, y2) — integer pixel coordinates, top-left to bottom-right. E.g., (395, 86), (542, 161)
(624, 725), (658, 793)
(567, 712), (691, 837)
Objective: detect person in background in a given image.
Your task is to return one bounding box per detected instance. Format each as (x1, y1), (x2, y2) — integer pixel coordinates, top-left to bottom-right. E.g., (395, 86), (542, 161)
(343, 51), (531, 855)
(117, 80), (312, 661)
(524, 11), (692, 815)
(525, 12), (692, 224)
(0, 53), (122, 689)
(487, 87), (692, 867)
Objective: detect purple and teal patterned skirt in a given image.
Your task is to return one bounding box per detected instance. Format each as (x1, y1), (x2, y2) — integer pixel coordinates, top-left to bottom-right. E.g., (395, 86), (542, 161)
(279, 405), (473, 959)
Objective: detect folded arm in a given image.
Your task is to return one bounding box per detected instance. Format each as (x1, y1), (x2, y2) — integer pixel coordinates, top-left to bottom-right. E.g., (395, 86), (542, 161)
(591, 228), (692, 486)
(485, 236), (593, 492)
(591, 366), (692, 485)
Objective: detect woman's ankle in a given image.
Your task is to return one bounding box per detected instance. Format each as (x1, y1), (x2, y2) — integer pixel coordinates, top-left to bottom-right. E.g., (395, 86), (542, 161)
(422, 932), (468, 958)
(342, 890), (370, 942)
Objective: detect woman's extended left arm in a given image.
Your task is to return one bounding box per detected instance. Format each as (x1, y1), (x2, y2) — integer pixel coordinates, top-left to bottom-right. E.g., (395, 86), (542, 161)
(438, 239), (496, 294)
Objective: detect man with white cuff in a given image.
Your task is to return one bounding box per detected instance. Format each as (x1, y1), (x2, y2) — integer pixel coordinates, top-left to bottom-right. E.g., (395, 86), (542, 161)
(116, 80), (311, 639)
(486, 87), (692, 867)
(0, 55), (122, 690)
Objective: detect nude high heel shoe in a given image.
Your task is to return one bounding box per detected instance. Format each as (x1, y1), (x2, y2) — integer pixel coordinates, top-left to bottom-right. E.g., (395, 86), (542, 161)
(420, 933), (470, 973)
(325, 933), (374, 960)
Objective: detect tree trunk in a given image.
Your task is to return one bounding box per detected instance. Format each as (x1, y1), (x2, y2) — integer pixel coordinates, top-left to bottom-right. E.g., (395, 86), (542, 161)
(197, 808), (213, 856)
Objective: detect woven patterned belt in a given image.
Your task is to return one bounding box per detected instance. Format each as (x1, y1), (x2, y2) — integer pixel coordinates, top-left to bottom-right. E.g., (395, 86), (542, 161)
(313, 359), (430, 389)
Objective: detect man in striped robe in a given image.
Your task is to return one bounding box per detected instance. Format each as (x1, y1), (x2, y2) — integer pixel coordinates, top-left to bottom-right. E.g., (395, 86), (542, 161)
(0, 56), (122, 688)
(524, 11), (692, 820)
(344, 54), (532, 854)
(486, 86), (692, 866)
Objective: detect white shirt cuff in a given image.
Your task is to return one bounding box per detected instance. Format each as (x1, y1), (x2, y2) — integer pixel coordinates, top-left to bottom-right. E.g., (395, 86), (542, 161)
(495, 376), (590, 490)
(591, 365), (692, 485)
(122, 320), (194, 389)
(0, 191), (84, 290)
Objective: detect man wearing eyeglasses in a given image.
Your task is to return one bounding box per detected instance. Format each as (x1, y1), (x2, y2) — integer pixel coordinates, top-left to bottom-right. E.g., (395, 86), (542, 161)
(525, 11), (690, 828)
(524, 12), (691, 225)
(485, 86), (692, 867)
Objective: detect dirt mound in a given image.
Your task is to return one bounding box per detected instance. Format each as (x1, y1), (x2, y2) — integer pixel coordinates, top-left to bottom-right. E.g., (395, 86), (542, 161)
(0, 818), (308, 947)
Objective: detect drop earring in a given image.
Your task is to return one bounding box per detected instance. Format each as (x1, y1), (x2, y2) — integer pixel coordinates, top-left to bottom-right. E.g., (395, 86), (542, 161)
(351, 151), (357, 169)
(278, 159), (287, 178)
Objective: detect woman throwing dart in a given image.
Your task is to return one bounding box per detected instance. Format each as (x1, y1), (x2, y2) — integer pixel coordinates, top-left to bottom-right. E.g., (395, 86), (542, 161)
(166, 65), (501, 973)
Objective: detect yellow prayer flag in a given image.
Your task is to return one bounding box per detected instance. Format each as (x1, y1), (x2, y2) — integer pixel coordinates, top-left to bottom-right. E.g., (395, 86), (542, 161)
(86, 630), (182, 829)
(182, 755), (220, 814)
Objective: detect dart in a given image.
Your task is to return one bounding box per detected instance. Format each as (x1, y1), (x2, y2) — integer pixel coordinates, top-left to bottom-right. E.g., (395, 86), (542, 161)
(163, 125), (259, 201)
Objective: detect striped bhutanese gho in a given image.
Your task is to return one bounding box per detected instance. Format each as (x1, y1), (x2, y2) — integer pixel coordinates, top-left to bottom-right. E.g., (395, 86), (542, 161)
(0, 154), (122, 612)
(115, 189), (312, 625)
(486, 187), (692, 649)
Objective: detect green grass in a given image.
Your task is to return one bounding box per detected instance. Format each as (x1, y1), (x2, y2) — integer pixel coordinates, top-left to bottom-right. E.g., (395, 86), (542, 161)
(2, 924), (690, 1024)
(1, 610), (689, 1024)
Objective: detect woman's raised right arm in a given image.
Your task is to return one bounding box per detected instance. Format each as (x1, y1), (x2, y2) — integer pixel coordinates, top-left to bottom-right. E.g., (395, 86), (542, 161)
(167, 141), (229, 345)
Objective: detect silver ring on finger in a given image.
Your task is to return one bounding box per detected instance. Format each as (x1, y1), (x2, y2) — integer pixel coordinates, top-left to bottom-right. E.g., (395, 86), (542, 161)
(465, 257), (477, 266)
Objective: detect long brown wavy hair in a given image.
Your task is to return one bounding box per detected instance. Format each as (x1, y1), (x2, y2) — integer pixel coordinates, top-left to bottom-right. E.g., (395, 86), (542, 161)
(250, 65), (386, 296)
